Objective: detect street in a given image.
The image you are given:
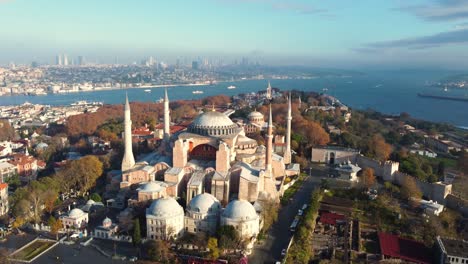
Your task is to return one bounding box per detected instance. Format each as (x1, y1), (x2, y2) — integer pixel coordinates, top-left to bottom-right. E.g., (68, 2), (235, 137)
(249, 174), (321, 264)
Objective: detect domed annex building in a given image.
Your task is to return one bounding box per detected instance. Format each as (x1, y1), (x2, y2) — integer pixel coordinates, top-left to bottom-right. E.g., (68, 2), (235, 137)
(60, 208), (88, 229)
(221, 199), (261, 253)
(137, 181), (168, 202)
(146, 197), (184, 240)
(185, 193), (221, 235)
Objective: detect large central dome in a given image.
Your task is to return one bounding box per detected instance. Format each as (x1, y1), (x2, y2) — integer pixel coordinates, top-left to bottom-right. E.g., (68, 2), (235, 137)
(188, 110), (239, 137)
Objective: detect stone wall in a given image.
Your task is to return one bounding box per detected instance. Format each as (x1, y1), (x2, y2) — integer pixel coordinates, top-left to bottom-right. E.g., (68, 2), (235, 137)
(445, 194), (468, 217)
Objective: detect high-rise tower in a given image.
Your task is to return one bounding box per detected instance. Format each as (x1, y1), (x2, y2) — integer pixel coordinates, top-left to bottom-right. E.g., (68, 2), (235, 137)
(284, 92), (292, 164)
(121, 94), (135, 172)
(163, 88), (171, 141)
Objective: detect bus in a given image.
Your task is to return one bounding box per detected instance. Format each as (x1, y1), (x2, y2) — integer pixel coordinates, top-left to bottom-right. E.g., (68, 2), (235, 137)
(290, 218), (300, 232)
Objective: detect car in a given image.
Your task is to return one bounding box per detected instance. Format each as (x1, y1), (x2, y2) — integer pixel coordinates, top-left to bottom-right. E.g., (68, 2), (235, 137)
(281, 249), (287, 256)
(129, 256), (138, 262)
(297, 209), (303, 216)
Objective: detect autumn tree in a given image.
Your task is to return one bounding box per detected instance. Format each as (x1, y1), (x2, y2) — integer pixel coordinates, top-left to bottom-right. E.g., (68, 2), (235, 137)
(295, 120), (330, 146)
(361, 168), (376, 190)
(147, 240), (171, 263)
(368, 134), (392, 162)
(207, 237), (220, 260)
(0, 120), (15, 141)
(48, 216), (62, 240)
(57, 155), (103, 195)
(401, 175), (422, 203)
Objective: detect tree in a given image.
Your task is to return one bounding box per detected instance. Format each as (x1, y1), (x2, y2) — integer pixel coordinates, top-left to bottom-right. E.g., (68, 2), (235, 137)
(74, 155), (103, 193)
(361, 168), (376, 190)
(5, 174), (20, 189)
(27, 181), (47, 223)
(217, 225), (240, 250)
(0, 120), (15, 141)
(368, 134), (392, 162)
(207, 237), (220, 260)
(260, 199), (279, 232)
(132, 219), (141, 246)
(43, 189), (58, 214)
(147, 240), (171, 263)
(401, 176), (422, 202)
(437, 161), (446, 177)
(89, 193), (102, 202)
(48, 216), (62, 240)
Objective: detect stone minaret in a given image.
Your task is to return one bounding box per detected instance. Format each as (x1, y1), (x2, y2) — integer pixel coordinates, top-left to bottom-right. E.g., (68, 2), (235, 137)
(121, 94), (135, 172)
(284, 92), (292, 164)
(163, 88), (171, 141)
(265, 104), (273, 173)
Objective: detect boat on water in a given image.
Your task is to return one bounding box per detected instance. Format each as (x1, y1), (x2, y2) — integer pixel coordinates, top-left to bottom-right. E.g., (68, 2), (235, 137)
(192, 90), (204, 94)
(227, 85), (236, 89)
(144, 89), (151, 93)
(418, 93), (468, 102)
(375, 84), (383, 88)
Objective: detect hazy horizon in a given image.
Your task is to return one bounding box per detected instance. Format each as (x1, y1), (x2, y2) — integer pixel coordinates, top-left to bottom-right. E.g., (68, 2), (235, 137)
(2, 0), (468, 69)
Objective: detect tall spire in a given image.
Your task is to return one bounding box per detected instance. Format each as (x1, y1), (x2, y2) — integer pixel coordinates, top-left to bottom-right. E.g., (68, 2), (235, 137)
(122, 93), (135, 172)
(163, 88), (170, 141)
(266, 81), (272, 100)
(265, 104), (273, 173)
(284, 92), (292, 164)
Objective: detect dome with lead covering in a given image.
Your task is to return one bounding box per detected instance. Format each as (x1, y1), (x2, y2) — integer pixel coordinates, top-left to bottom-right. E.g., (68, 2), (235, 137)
(188, 110), (239, 137)
(139, 181), (167, 193)
(147, 197), (183, 219)
(69, 208), (85, 219)
(222, 200), (258, 221)
(188, 193), (221, 214)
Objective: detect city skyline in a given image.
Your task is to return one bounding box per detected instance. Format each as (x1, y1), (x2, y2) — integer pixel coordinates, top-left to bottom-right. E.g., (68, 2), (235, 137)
(1, 0), (468, 68)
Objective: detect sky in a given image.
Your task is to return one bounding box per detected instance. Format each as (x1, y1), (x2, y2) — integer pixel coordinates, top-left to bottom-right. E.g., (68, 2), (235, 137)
(1, 0), (468, 69)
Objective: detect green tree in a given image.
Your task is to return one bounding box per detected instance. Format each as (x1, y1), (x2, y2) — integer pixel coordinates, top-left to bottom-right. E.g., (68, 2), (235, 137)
(207, 237), (219, 260)
(132, 218), (141, 246)
(89, 193), (102, 202)
(217, 225), (240, 250)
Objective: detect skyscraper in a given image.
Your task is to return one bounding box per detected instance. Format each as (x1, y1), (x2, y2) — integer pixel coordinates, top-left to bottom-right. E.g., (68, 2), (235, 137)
(77, 56), (84, 66)
(63, 54), (69, 66)
(56, 54), (62, 66)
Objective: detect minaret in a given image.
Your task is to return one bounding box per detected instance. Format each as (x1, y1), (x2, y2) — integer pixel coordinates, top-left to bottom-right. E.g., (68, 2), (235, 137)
(284, 92), (292, 164)
(163, 88), (171, 141)
(266, 81), (272, 100)
(265, 104), (273, 174)
(121, 93), (135, 172)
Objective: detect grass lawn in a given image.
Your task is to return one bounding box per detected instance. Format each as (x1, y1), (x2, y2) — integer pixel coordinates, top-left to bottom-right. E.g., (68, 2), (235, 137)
(10, 240), (56, 261)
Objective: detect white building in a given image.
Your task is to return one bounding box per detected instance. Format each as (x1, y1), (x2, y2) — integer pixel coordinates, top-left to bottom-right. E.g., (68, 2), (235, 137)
(0, 183), (8, 216)
(335, 161), (361, 182)
(420, 199), (444, 216)
(221, 199), (260, 240)
(146, 197), (184, 240)
(0, 162), (17, 182)
(93, 217), (119, 240)
(185, 193), (221, 235)
(60, 208), (88, 229)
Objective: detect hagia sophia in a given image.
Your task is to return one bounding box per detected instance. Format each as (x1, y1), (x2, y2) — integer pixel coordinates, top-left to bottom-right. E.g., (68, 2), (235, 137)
(108, 86), (299, 251)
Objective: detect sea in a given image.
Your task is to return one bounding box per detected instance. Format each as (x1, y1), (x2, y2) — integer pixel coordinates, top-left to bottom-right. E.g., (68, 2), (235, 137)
(1, 70), (467, 127)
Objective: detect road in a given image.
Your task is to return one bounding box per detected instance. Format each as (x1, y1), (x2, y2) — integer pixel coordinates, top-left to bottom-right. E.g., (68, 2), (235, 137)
(249, 174), (320, 264)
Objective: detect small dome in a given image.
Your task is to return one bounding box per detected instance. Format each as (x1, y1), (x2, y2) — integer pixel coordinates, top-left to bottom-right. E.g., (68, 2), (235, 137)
(103, 217), (112, 225)
(86, 200), (95, 205)
(222, 200), (258, 221)
(69, 208), (85, 218)
(188, 193), (221, 214)
(139, 181), (166, 193)
(147, 197), (183, 218)
(248, 111), (264, 119)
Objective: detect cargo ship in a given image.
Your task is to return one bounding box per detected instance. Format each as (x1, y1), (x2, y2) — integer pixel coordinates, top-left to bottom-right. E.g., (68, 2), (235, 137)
(417, 93), (468, 102)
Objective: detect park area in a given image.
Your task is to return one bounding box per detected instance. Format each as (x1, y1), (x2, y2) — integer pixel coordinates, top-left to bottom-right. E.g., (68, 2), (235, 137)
(9, 239), (57, 262)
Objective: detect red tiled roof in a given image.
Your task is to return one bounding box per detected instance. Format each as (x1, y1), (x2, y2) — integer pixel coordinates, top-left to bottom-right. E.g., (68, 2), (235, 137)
(319, 212), (345, 225)
(378, 232), (432, 264)
(0, 183), (8, 190)
(170, 125), (186, 133)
